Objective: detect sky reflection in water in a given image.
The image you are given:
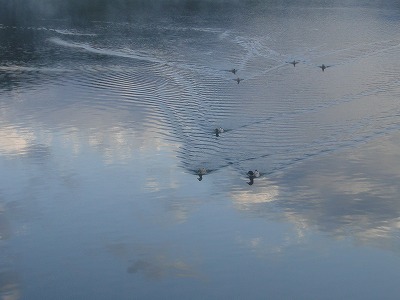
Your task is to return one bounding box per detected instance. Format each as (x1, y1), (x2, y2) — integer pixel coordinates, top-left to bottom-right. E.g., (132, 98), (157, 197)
(1, 2), (400, 299)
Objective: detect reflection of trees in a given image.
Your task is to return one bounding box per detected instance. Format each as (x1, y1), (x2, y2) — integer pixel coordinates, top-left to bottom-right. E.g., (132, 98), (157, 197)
(0, 28), (37, 63)
(0, 25), (72, 91)
(0, 0), (269, 24)
(1, 0), (400, 25)
(1, 0), (36, 25)
(0, 27), (42, 91)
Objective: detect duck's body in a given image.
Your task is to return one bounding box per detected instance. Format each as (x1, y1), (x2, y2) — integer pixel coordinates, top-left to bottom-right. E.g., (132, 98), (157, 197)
(247, 170), (260, 185)
(233, 78), (243, 84)
(215, 127), (224, 137)
(247, 171), (255, 185)
(197, 167), (207, 181)
(229, 68), (238, 74)
(288, 60), (299, 67)
(318, 64), (330, 71)
(247, 170), (260, 178)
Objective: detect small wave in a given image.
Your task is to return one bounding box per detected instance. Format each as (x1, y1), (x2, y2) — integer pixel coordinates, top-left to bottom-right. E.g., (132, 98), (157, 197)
(0, 25), (96, 36)
(51, 29), (97, 36)
(0, 65), (71, 73)
(48, 37), (163, 64)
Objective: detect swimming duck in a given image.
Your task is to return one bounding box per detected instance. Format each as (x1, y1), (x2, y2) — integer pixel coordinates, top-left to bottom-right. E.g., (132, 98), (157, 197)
(229, 68), (238, 74)
(247, 170), (260, 178)
(318, 64), (330, 72)
(288, 60), (299, 67)
(233, 78), (243, 84)
(197, 167), (207, 181)
(247, 171), (255, 185)
(215, 127), (224, 137)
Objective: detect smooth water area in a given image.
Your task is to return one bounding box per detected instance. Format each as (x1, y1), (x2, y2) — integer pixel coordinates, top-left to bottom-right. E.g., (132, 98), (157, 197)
(2, 2), (400, 299)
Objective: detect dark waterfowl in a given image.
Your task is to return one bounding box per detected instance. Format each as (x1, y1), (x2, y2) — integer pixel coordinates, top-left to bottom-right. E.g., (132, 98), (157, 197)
(247, 170), (254, 185)
(247, 170), (260, 178)
(318, 64), (330, 72)
(287, 60), (299, 67)
(247, 170), (260, 185)
(197, 167), (207, 181)
(233, 78), (243, 84)
(229, 68), (238, 74)
(215, 127), (224, 137)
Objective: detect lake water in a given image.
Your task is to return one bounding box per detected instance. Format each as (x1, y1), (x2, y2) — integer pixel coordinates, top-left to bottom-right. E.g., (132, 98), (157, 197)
(2, 1), (400, 299)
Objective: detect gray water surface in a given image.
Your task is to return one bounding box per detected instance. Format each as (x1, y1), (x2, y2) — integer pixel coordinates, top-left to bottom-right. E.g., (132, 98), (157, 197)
(1, 2), (400, 299)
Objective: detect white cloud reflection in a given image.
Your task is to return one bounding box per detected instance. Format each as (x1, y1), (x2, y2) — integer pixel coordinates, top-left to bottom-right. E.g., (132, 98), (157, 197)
(231, 179), (280, 208)
(0, 126), (33, 156)
(234, 133), (400, 253)
(224, 131), (400, 256)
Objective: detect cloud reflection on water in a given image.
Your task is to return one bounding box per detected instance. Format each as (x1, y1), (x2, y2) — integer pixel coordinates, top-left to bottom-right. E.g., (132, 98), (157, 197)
(231, 180), (280, 207)
(2, 89), (400, 254)
(237, 132), (400, 253)
(0, 126), (33, 156)
(2, 6), (400, 297)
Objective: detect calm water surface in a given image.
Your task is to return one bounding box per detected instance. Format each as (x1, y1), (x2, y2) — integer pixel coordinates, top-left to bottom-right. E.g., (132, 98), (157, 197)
(1, 2), (400, 299)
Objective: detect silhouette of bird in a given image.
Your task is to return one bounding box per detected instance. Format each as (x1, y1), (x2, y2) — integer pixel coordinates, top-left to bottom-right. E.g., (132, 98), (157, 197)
(287, 60), (299, 67)
(247, 171), (254, 185)
(318, 64), (330, 72)
(215, 127), (224, 137)
(247, 170), (260, 185)
(197, 167), (207, 181)
(247, 170), (260, 178)
(229, 68), (238, 74)
(233, 78), (243, 84)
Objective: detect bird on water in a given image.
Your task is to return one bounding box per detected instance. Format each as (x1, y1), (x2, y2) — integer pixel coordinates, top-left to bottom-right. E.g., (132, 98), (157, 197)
(229, 68), (238, 74)
(318, 64), (330, 71)
(247, 170), (260, 185)
(197, 167), (207, 181)
(215, 127), (224, 137)
(287, 60), (299, 67)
